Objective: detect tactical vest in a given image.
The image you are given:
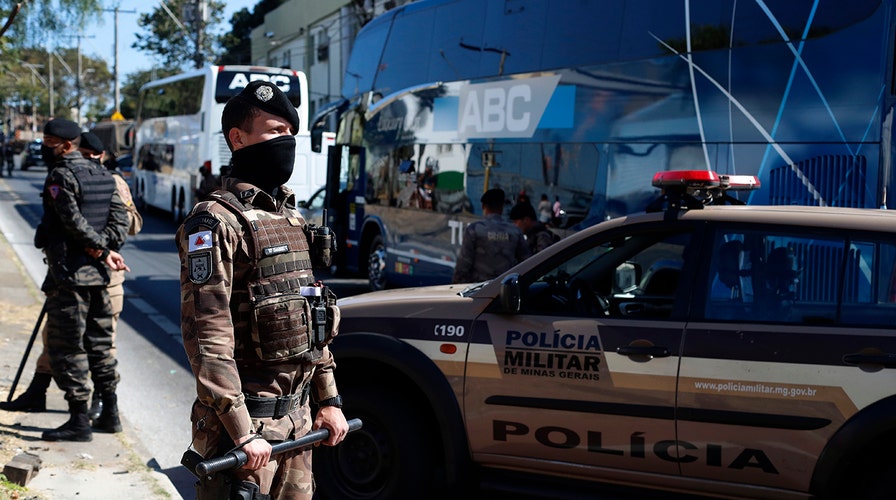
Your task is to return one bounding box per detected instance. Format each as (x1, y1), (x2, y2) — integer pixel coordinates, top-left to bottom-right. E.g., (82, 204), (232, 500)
(212, 190), (336, 364)
(71, 163), (117, 231)
(43, 162), (116, 243)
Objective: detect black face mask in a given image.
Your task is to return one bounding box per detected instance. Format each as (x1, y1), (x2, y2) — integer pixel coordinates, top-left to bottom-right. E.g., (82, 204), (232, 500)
(229, 135), (296, 194)
(41, 144), (61, 165)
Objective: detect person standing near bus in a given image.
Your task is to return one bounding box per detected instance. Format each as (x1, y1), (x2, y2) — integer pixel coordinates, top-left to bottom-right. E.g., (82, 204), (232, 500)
(510, 201), (559, 255)
(176, 80), (348, 499)
(32, 119), (130, 442)
(452, 188), (530, 283)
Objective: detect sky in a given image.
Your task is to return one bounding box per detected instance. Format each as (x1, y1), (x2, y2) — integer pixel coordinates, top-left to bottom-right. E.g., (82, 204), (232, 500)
(79, 0), (258, 79)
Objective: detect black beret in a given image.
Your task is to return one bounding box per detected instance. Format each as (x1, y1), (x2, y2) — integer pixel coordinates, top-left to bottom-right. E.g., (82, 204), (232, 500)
(230, 81), (299, 135)
(44, 118), (81, 141)
(481, 188), (506, 207)
(509, 202), (537, 221)
(79, 132), (105, 154)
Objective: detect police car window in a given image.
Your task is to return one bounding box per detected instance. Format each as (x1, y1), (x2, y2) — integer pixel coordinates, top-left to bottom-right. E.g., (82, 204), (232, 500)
(524, 230), (692, 318)
(704, 230), (896, 326)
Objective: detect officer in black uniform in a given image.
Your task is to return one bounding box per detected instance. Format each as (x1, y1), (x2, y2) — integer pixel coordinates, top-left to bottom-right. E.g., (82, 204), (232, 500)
(35, 118), (130, 442)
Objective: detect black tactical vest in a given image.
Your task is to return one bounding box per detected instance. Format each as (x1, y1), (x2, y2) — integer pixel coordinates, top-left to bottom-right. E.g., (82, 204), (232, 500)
(42, 161), (116, 247)
(70, 163), (116, 232)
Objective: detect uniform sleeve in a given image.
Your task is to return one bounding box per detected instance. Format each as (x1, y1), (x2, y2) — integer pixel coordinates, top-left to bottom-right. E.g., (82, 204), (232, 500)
(113, 174), (143, 235)
(103, 188), (130, 251)
(46, 169), (108, 250)
(452, 224), (476, 283)
(310, 346), (339, 402)
(178, 211), (254, 441)
(534, 230), (555, 253)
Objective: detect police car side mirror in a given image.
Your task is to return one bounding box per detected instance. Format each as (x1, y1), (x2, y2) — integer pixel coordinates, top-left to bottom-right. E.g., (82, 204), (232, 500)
(500, 274), (521, 313)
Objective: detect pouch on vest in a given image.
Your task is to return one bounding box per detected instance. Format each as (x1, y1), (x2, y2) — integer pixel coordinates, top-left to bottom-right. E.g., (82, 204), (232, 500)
(250, 292), (313, 361)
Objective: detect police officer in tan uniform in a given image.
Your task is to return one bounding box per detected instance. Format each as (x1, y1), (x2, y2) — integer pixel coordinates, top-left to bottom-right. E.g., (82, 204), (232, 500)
(452, 188), (530, 283)
(176, 81), (348, 499)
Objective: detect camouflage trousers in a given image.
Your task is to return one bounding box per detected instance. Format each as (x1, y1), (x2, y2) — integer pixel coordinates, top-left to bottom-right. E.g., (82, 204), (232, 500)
(36, 282), (124, 375)
(193, 401), (315, 499)
(44, 285), (120, 403)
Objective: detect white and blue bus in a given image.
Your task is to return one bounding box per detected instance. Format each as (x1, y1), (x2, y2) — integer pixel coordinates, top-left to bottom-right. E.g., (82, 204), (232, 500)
(133, 65), (329, 221)
(314, 0), (896, 290)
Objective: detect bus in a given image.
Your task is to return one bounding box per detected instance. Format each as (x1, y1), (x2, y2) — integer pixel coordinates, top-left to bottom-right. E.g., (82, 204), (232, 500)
(132, 65), (329, 221)
(312, 0), (896, 291)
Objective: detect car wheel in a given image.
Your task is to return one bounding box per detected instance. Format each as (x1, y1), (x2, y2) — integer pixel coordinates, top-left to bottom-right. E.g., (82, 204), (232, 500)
(314, 382), (436, 499)
(367, 235), (388, 291)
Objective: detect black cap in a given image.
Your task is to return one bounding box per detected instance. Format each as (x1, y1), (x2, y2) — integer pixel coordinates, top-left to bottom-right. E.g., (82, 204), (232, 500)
(44, 119), (81, 141)
(229, 81), (299, 135)
(509, 202), (537, 221)
(481, 188), (505, 208)
(79, 132), (105, 154)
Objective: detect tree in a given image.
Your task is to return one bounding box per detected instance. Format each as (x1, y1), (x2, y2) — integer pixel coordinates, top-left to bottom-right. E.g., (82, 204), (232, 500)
(0, 1), (103, 42)
(132, 0), (226, 70)
(218, 0), (286, 65)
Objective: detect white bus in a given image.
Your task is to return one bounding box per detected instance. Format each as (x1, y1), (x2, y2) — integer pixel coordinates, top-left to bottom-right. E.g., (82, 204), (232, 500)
(132, 65), (328, 221)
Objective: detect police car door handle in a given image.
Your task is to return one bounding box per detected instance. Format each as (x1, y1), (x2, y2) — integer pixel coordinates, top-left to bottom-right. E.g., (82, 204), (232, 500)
(616, 345), (671, 359)
(842, 352), (896, 369)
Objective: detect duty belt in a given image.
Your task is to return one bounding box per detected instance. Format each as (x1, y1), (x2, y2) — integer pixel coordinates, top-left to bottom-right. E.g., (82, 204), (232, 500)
(244, 386), (309, 419)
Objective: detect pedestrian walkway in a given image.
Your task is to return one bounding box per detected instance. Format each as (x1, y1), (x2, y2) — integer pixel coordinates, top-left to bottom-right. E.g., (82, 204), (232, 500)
(0, 231), (183, 499)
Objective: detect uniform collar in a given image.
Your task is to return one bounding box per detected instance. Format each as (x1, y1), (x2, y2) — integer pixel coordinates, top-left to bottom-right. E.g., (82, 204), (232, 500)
(223, 176), (297, 210)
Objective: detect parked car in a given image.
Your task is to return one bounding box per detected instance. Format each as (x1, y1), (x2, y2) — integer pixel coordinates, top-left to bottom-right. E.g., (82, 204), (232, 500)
(315, 170), (896, 499)
(21, 139), (43, 170)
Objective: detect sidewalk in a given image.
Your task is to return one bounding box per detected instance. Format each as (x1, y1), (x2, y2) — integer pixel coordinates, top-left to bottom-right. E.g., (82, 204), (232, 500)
(0, 232), (184, 499)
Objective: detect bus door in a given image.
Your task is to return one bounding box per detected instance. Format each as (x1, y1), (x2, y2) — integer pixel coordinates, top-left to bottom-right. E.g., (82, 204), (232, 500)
(325, 144), (365, 273)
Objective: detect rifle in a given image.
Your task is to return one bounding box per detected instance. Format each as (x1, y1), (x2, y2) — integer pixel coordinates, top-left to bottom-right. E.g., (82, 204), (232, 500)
(7, 301), (47, 402)
(185, 418), (363, 478)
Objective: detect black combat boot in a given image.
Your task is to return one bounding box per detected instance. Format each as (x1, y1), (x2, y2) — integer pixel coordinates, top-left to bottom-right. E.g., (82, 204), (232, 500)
(42, 401), (92, 442)
(91, 392), (122, 433)
(0, 373), (51, 412)
(88, 391), (103, 420)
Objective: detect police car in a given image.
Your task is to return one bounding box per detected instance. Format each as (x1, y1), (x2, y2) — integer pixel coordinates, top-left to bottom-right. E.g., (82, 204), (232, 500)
(314, 171), (896, 499)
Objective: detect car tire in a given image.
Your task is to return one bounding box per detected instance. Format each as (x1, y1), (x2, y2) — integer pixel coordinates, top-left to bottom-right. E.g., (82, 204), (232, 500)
(367, 234), (388, 291)
(313, 382), (437, 499)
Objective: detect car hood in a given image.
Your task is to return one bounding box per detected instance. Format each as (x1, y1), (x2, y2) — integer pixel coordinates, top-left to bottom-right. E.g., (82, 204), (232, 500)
(337, 283), (490, 320)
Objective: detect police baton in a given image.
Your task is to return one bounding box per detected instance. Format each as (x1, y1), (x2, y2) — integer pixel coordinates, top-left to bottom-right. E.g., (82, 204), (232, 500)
(195, 418), (363, 477)
(7, 301), (47, 402)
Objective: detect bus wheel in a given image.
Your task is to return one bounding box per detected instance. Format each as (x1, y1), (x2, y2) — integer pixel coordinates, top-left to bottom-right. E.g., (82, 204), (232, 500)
(176, 189), (186, 223)
(367, 235), (387, 291)
(313, 382), (436, 499)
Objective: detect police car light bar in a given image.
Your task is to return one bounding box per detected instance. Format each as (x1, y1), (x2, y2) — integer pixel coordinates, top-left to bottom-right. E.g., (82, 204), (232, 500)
(652, 170), (760, 191)
(646, 170), (761, 213)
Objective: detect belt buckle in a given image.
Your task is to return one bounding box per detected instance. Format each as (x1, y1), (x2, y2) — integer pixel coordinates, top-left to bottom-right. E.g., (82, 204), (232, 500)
(288, 393), (301, 413)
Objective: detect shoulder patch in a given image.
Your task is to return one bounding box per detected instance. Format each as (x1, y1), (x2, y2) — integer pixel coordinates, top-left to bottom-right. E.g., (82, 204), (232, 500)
(184, 214), (220, 234)
(188, 251), (212, 284)
(188, 230), (213, 252)
(48, 184), (62, 199)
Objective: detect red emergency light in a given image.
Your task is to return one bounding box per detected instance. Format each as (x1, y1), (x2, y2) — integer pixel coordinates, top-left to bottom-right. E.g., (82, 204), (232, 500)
(647, 169), (761, 212)
(652, 170), (760, 191)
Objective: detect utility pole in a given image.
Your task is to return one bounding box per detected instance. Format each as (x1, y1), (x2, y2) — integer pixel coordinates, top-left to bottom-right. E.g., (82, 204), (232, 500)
(182, 0), (208, 69)
(104, 7), (137, 117)
(63, 34), (95, 125)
